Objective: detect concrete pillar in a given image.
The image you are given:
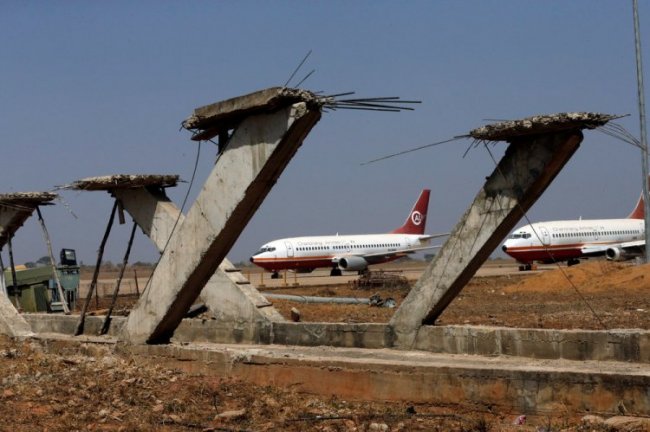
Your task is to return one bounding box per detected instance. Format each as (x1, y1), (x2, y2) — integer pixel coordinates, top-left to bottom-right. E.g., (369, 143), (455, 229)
(123, 102), (321, 344)
(0, 207), (33, 337)
(390, 131), (583, 348)
(112, 186), (283, 339)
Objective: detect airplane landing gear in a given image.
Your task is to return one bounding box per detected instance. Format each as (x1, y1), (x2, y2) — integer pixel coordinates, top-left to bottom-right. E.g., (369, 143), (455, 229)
(271, 271), (280, 279)
(330, 268), (342, 277)
(518, 263), (533, 271)
(567, 258), (580, 267)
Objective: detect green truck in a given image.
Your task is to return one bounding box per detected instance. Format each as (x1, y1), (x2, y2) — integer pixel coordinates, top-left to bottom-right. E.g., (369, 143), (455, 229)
(2, 249), (79, 313)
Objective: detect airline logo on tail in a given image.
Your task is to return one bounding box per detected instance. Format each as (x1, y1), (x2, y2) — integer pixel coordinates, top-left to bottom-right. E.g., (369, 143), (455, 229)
(391, 189), (430, 235)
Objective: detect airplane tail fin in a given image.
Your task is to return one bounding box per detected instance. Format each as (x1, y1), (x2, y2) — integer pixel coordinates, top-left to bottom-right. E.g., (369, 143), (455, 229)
(391, 189), (430, 234)
(628, 192), (645, 219)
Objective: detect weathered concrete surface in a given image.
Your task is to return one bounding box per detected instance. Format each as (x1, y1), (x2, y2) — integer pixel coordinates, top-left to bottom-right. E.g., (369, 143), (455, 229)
(267, 322), (389, 348)
(415, 326), (650, 363)
(25, 314), (124, 337)
(0, 193), (57, 338)
(124, 102), (321, 344)
(29, 313), (650, 364)
(0, 192), (56, 248)
(111, 187), (181, 250)
(0, 295), (32, 337)
(121, 341), (650, 416)
(111, 184), (284, 340)
(62, 174), (179, 192)
(390, 130), (584, 348)
(182, 87), (320, 141)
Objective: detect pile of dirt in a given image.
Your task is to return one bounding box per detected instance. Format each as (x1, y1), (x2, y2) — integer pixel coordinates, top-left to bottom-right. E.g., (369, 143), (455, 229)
(502, 261), (650, 294)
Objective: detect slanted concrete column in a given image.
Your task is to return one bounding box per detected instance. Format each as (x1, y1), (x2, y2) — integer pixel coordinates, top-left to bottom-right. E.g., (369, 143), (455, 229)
(123, 102), (321, 344)
(390, 131), (584, 348)
(113, 187), (181, 250)
(112, 186), (283, 341)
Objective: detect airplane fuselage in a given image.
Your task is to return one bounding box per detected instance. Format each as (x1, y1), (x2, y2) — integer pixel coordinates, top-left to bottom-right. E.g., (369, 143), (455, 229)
(251, 233), (430, 273)
(502, 218), (644, 264)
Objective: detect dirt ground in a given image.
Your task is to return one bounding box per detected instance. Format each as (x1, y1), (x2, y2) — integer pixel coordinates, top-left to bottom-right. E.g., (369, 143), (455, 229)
(266, 260), (650, 330)
(7, 259), (644, 430)
(0, 336), (615, 431)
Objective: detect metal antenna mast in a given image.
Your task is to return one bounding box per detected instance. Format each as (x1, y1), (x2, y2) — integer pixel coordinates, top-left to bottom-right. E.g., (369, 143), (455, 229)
(633, 0), (650, 263)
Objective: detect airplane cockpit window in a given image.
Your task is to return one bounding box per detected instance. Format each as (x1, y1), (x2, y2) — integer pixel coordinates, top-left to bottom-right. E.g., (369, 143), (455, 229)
(254, 246), (276, 255)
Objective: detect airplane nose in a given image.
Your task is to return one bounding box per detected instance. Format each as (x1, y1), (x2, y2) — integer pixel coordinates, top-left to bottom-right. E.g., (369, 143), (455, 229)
(249, 256), (254, 263)
(502, 245), (508, 252)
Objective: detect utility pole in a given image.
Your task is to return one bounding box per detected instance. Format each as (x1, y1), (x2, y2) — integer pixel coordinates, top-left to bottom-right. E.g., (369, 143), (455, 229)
(633, 0), (650, 263)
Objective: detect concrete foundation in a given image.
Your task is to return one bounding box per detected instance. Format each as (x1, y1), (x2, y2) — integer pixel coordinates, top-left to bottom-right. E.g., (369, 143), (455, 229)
(22, 314), (650, 415)
(23, 314), (650, 364)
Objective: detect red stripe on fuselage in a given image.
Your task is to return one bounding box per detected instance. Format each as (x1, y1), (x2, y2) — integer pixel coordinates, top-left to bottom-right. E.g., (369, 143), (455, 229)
(504, 241), (616, 263)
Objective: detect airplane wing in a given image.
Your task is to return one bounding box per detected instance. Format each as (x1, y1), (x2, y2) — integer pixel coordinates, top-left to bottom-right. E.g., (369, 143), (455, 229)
(418, 233), (450, 241)
(580, 240), (645, 256)
(360, 244), (443, 264)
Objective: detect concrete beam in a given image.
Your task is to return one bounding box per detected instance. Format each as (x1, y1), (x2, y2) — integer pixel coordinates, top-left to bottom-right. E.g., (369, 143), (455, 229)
(123, 102), (321, 344)
(112, 186), (284, 340)
(390, 130), (584, 347)
(0, 192), (56, 249)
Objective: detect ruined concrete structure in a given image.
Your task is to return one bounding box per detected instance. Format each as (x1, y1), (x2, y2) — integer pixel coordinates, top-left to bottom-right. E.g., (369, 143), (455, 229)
(0, 87), (644, 415)
(390, 112), (616, 347)
(0, 192), (57, 338)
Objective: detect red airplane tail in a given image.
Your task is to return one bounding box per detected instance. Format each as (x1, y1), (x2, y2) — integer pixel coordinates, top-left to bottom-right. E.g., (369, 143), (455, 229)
(391, 189), (430, 235)
(628, 192), (645, 219)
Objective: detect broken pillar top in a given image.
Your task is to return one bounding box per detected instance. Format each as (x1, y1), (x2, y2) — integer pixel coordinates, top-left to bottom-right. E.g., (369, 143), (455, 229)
(0, 192), (57, 206)
(0, 192), (57, 249)
(182, 87), (321, 141)
(63, 174), (180, 191)
(469, 112), (618, 142)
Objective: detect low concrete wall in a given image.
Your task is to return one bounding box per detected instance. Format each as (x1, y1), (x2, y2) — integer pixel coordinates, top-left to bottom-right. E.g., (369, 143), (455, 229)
(414, 326), (650, 363)
(271, 322), (389, 349)
(19, 314), (650, 364)
(24, 314), (125, 337)
(120, 342), (650, 416)
(173, 318), (272, 345)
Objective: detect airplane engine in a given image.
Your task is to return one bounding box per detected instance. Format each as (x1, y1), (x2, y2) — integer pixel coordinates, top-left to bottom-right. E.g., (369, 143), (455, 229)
(606, 247), (631, 261)
(338, 256), (369, 271)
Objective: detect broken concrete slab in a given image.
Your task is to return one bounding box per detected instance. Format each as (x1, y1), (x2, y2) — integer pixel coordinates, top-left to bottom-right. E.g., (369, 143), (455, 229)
(62, 174), (179, 191)
(0, 192), (57, 249)
(469, 112), (617, 142)
(390, 113), (615, 348)
(182, 87), (320, 141)
(123, 101), (321, 344)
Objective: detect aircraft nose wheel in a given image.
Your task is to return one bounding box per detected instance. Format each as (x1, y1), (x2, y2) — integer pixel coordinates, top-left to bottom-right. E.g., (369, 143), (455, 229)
(271, 271), (280, 279)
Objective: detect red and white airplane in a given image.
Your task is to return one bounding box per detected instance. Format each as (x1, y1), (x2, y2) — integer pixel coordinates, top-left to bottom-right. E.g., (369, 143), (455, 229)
(250, 189), (446, 277)
(502, 192), (645, 270)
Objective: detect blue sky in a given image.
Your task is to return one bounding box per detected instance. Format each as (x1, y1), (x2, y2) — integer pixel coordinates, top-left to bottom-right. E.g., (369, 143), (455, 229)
(0, 1), (648, 265)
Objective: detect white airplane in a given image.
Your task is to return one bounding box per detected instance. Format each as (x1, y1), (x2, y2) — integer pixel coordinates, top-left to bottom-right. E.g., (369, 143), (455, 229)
(250, 189), (446, 277)
(502, 191), (645, 270)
